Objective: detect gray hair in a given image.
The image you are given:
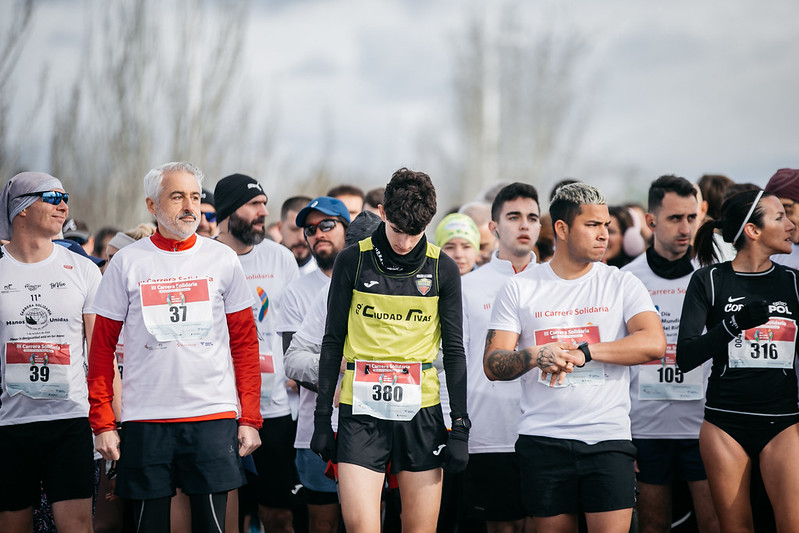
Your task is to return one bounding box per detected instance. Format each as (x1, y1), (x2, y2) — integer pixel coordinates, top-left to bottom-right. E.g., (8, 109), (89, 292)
(143, 162), (204, 201)
(458, 201), (491, 226)
(551, 183), (606, 206)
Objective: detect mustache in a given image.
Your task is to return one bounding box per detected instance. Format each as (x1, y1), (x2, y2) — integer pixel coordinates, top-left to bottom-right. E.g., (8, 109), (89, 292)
(179, 211), (197, 221)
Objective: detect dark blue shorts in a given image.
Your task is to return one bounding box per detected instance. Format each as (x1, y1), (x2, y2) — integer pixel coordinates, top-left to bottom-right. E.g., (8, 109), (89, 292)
(516, 435), (637, 517)
(116, 418), (245, 500)
(633, 438), (707, 484)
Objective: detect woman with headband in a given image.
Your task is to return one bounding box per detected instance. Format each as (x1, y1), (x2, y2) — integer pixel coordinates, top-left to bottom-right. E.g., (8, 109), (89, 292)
(677, 189), (799, 531)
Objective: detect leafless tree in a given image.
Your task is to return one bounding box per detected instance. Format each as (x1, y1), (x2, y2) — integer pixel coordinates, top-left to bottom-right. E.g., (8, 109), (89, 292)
(0, 0), (35, 181)
(451, 2), (591, 204)
(49, 0), (264, 229)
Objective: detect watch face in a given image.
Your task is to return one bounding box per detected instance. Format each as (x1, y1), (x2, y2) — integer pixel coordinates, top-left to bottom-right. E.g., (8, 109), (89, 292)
(456, 418), (472, 430)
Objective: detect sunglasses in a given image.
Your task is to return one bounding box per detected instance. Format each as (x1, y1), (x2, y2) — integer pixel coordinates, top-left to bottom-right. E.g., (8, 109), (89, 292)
(304, 218), (340, 237)
(202, 211), (217, 223)
(18, 191), (70, 205)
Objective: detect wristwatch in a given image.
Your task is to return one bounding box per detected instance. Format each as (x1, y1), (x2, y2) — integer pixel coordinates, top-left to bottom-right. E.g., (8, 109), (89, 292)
(452, 417), (472, 431)
(576, 342), (592, 367)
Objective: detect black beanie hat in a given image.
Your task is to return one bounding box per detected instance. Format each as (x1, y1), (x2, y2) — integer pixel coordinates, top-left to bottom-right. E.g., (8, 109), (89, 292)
(214, 174), (266, 222)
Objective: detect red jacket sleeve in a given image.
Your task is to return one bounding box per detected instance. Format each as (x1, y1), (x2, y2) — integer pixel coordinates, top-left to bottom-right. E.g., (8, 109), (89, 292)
(226, 308), (263, 429)
(87, 315), (123, 435)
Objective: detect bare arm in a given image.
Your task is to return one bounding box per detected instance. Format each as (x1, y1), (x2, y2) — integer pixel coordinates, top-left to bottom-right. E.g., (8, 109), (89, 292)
(483, 329), (579, 383)
(585, 311), (666, 366)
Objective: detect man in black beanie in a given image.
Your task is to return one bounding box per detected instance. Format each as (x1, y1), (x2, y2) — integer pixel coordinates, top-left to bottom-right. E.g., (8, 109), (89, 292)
(215, 173), (301, 532)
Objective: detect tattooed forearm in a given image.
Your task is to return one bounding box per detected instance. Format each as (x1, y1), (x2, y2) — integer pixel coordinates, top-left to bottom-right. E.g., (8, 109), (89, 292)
(486, 348), (534, 381)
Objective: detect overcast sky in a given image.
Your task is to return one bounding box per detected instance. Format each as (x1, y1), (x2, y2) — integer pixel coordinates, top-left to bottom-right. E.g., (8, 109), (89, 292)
(4, 0), (798, 208)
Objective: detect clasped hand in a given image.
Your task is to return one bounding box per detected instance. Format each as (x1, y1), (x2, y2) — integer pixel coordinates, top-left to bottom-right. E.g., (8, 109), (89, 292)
(538, 341), (585, 387)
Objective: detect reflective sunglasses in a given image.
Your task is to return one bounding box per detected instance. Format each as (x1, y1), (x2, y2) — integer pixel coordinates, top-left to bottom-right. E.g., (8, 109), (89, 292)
(202, 211), (217, 223)
(304, 218), (340, 237)
(18, 191), (69, 205)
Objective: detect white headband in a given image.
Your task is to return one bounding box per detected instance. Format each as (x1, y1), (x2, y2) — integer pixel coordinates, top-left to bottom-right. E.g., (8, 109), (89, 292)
(732, 190), (764, 244)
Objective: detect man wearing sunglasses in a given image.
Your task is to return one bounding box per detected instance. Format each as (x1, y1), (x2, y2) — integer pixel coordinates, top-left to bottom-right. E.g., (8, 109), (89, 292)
(312, 168), (470, 533)
(0, 172), (101, 533)
(214, 173), (301, 533)
(88, 162), (263, 532)
(197, 188), (219, 238)
(276, 196), (350, 533)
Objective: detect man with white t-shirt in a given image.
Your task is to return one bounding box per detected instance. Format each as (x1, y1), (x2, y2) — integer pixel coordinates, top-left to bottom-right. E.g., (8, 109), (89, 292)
(623, 176), (718, 533)
(279, 196), (317, 275)
(274, 196), (350, 533)
(214, 173), (300, 533)
(484, 182), (666, 533)
(461, 182), (540, 533)
(0, 172), (101, 533)
(88, 162), (263, 533)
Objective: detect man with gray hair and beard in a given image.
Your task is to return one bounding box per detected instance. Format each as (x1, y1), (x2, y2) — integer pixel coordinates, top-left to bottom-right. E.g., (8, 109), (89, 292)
(214, 173), (300, 533)
(88, 162), (263, 533)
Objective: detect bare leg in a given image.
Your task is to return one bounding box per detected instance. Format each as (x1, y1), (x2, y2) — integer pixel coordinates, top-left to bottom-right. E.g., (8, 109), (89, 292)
(172, 488), (192, 533)
(635, 482), (671, 533)
(584, 509), (633, 533)
(308, 502), (340, 533)
(699, 421), (753, 533)
(486, 518), (526, 532)
(533, 513), (577, 533)
(337, 463), (386, 533)
(225, 489), (238, 533)
(759, 423), (799, 532)
(0, 508), (33, 533)
(686, 480), (719, 533)
(51, 498), (93, 533)
(396, 468), (443, 533)
(257, 505), (294, 533)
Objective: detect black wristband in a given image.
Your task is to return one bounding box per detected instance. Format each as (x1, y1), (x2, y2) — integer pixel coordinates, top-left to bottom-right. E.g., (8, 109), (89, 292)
(576, 342), (592, 367)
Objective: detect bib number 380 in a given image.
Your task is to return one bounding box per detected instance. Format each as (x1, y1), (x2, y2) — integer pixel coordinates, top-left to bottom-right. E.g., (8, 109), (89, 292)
(352, 360), (422, 421)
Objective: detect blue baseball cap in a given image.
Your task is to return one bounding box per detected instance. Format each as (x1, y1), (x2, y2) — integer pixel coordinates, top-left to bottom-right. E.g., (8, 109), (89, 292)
(295, 196), (351, 227)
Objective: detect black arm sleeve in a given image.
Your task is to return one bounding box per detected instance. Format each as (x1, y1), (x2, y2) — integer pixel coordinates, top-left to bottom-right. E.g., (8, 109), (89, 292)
(315, 245), (358, 419)
(437, 253), (468, 421)
(676, 269), (734, 373)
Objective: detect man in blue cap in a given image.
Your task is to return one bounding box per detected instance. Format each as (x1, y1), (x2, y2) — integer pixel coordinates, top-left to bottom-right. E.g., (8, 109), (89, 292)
(276, 196), (350, 533)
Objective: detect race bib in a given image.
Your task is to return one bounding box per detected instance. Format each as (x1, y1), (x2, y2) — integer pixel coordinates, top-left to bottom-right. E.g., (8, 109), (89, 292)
(140, 278), (213, 341)
(534, 325), (604, 387)
(352, 360), (422, 421)
(639, 344), (703, 400)
(728, 317), (797, 369)
(5, 342), (71, 399)
(259, 354), (275, 404)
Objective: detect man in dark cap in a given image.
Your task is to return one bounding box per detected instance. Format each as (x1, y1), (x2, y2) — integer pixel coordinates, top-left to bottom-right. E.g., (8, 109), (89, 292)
(88, 162), (262, 532)
(197, 188), (219, 238)
(766, 168), (799, 268)
(214, 173), (300, 533)
(0, 172), (101, 533)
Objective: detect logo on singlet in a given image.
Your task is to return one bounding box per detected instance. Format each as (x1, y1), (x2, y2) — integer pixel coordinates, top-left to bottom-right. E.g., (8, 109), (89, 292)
(364, 281), (379, 288)
(728, 296), (745, 303)
(432, 444), (446, 456)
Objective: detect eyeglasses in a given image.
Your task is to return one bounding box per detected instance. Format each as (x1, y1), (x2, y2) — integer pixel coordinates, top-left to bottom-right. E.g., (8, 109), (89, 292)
(304, 218), (340, 237)
(202, 211), (217, 223)
(17, 191), (69, 205)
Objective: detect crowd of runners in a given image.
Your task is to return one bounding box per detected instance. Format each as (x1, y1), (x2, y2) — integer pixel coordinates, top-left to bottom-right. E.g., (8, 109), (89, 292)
(1, 164), (799, 533)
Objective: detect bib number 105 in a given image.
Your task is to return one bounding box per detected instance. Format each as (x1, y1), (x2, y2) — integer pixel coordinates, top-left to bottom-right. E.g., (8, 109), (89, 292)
(372, 384), (404, 402)
(657, 366), (683, 383)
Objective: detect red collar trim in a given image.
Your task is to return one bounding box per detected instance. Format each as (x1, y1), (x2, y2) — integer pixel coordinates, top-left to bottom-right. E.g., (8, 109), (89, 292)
(150, 231), (197, 252)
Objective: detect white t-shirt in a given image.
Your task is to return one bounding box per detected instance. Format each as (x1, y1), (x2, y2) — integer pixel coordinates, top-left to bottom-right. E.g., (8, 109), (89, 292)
(0, 244), (100, 425)
(488, 262), (656, 444)
(290, 289), (341, 448)
(623, 253), (708, 439)
(91, 237), (254, 422)
(462, 252), (534, 453)
(237, 239), (300, 418)
(298, 255), (318, 276)
(276, 268), (329, 335)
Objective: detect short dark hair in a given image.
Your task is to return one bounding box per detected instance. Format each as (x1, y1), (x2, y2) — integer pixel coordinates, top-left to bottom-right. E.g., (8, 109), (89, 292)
(326, 184), (365, 200)
(648, 175), (696, 213)
(382, 168), (437, 235)
(697, 174), (734, 220)
(281, 196), (312, 221)
(491, 182), (539, 221)
(549, 182), (605, 231)
(365, 187), (384, 209)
